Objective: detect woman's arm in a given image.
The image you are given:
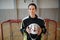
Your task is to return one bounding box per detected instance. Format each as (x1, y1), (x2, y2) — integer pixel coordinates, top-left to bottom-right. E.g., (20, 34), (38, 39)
(20, 21), (27, 34)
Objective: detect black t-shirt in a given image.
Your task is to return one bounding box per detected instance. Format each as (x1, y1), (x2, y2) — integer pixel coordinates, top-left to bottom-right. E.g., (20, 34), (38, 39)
(20, 15), (47, 40)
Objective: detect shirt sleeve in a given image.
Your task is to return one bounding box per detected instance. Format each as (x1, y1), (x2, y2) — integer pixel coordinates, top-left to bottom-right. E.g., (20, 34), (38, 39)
(20, 20), (27, 34)
(41, 20), (47, 34)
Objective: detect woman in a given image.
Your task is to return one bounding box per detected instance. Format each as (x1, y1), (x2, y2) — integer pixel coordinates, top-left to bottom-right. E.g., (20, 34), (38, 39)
(20, 3), (47, 40)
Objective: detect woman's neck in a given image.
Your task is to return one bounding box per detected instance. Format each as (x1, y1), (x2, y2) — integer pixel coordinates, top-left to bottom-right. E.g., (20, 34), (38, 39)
(30, 14), (36, 18)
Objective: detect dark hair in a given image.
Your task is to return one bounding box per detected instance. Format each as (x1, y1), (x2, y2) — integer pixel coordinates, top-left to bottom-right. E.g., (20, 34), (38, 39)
(28, 3), (37, 9)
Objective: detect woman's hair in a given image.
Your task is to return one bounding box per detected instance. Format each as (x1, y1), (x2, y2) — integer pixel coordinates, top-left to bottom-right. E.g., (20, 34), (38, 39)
(28, 3), (37, 9)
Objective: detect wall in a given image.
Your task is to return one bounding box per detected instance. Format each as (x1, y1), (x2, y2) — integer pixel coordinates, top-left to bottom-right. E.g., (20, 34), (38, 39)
(0, 0), (17, 22)
(38, 0), (59, 21)
(18, 0), (37, 9)
(58, 0), (60, 22)
(58, 9), (60, 22)
(39, 0), (58, 8)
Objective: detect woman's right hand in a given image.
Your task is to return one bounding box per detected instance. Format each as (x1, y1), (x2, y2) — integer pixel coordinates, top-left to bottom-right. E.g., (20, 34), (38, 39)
(26, 27), (31, 34)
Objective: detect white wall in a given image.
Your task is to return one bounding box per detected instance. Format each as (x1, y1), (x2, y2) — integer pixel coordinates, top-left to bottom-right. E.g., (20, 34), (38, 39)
(0, 0), (17, 22)
(40, 8), (58, 21)
(18, 0), (37, 9)
(38, 0), (59, 21)
(39, 0), (59, 8)
(0, 0), (14, 9)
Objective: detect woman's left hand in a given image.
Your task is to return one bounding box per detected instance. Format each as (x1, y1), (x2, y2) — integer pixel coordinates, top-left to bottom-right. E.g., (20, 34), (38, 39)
(37, 27), (42, 35)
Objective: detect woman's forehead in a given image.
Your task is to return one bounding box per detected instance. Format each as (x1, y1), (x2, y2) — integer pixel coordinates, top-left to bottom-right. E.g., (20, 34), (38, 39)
(28, 5), (35, 8)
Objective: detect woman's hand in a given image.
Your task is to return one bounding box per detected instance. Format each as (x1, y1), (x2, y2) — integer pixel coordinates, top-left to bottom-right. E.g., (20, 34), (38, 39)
(26, 27), (31, 34)
(37, 27), (42, 35)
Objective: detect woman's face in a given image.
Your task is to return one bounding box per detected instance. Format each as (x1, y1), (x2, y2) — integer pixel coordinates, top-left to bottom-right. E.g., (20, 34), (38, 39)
(28, 5), (37, 16)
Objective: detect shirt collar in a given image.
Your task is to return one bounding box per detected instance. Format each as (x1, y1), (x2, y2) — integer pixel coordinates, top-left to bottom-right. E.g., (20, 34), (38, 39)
(29, 14), (38, 19)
